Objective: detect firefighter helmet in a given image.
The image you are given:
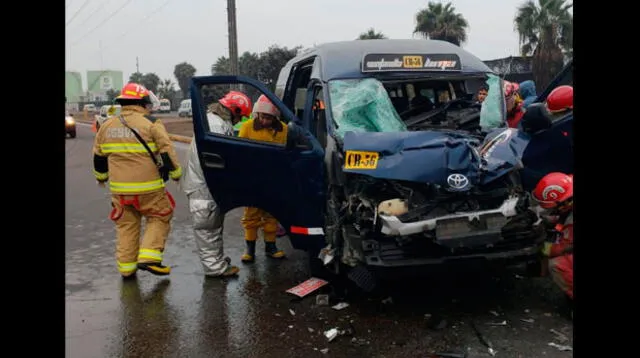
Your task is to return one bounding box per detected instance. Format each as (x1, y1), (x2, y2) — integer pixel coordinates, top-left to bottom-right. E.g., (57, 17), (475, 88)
(116, 83), (150, 100)
(218, 91), (252, 117)
(546, 85), (573, 113)
(532, 172), (573, 209)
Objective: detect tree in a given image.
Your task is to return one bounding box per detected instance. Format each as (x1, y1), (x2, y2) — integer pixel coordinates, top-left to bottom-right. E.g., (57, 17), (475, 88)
(358, 28), (387, 40)
(514, 0), (572, 91)
(414, 2), (469, 46)
(106, 89), (119, 101)
(128, 72), (144, 84)
(258, 45), (302, 92)
(157, 79), (176, 100)
(141, 73), (161, 93)
(173, 62), (197, 98)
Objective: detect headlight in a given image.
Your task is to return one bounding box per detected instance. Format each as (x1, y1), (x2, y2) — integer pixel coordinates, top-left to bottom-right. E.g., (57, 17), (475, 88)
(66, 117), (75, 124)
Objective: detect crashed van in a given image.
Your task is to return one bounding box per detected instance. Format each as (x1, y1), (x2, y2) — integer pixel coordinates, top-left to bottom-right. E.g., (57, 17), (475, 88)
(188, 40), (572, 288)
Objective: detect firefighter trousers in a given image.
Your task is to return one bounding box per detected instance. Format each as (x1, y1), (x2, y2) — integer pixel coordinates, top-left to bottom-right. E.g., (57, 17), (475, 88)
(549, 254), (573, 299)
(110, 190), (175, 277)
(241, 207), (278, 243)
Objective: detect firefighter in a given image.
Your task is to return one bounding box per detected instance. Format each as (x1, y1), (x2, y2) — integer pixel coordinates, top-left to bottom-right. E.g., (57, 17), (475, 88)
(532, 172), (574, 312)
(93, 82), (182, 279)
(183, 91), (253, 277)
(545, 85), (573, 115)
(504, 81), (525, 128)
(238, 94), (288, 262)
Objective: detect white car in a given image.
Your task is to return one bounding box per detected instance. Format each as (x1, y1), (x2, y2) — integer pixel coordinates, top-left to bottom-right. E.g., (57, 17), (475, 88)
(159, 99), (171, 113)
(94, 104), (122, 131)
(178, 99), (192, 117)
(83, 104), (97, 114)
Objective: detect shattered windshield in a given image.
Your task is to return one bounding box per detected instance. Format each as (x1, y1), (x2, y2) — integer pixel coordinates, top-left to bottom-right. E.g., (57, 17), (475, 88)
(328, 78), (407, 139)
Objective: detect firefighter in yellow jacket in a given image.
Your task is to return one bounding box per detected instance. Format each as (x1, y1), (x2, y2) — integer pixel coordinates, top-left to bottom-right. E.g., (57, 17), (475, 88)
(93, 82), (182, 278)
(238, 95), (288, 262)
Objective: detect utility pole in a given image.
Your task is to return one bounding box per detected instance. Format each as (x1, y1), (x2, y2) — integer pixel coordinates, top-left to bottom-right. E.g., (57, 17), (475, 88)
(227, 0), (239, 90)
(136, 56), (140, 73)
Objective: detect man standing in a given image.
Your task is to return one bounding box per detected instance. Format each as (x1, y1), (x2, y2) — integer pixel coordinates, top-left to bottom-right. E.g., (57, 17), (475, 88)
(93, 82), (182, 279)
(182, 91), (253, 277)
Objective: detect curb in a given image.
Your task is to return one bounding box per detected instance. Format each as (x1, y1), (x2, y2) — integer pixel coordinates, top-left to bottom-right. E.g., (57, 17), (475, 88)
(75, 118), (193, 144)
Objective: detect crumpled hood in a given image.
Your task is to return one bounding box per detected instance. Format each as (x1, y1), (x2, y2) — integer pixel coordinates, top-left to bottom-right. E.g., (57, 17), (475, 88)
(342, 131), (483, 188)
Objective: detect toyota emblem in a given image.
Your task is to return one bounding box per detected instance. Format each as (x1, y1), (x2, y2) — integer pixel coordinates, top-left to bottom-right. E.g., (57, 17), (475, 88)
(447, 173), (469, 190)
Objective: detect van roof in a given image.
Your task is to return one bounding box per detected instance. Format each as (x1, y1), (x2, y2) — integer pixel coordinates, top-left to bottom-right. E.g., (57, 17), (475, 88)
(286, 39), (493, 80)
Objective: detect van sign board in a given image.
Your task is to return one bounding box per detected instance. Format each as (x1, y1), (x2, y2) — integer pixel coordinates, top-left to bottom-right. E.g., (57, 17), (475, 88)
(361, 53), (462, 73)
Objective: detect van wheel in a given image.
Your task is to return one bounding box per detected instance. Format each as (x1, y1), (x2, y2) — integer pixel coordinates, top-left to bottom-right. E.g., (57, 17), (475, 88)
(69, 130), (76, 138)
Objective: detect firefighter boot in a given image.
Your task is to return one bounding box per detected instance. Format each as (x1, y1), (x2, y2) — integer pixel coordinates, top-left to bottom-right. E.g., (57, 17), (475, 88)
(265, 242), (285, 259)
(137, 262), (171, 276)
(241, 240), (256, 263)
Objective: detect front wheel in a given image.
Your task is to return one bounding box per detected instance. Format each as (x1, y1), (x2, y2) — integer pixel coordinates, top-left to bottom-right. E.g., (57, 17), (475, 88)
(69, 130), (76, 138)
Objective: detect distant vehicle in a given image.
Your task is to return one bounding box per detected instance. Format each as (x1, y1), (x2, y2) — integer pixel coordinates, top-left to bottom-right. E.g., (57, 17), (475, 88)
(178, 99), (192, 117)
(83, 104), (97, 114)
(159, 99), (171, 113)
(65, 111), (76, 138)
(94, 104), (122, 131)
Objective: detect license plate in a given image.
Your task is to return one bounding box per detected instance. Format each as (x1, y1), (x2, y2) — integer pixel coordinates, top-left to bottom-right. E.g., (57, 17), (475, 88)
(344, 151), (379, 170)
(403, 56), (424, 68)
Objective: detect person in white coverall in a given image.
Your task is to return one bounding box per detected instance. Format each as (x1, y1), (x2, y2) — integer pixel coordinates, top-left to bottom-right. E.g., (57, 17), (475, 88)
(182, 91), (253, 277)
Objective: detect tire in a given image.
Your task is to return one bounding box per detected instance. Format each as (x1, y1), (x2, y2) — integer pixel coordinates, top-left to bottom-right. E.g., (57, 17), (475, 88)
(69, 130), (76, 138)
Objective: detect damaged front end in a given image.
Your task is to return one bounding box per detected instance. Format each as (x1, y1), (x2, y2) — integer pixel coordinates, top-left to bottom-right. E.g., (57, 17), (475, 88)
(327, 130), (543, 269)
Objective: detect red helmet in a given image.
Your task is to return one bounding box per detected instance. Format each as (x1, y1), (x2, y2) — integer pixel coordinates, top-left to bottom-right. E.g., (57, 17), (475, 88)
(218, 91), (252, 117)
(546, 85), (573, 113)
(116, 82), (150, 100)
(532, 172), (573, 209)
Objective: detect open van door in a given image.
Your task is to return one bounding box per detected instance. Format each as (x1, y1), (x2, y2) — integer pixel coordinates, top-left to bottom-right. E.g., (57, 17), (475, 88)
(190, 76), (327, 252)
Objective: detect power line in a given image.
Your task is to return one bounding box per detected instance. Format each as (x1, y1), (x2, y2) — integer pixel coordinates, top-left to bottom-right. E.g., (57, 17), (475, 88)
(69, 0), (133, 47)
(66, 0), (92, 27)
(73, 0), (172, 60)
(71, 0), (110, 30)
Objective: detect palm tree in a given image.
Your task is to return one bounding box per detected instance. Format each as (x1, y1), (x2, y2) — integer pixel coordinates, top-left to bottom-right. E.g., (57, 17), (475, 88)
(414, 2), (469, 46)
(358, 28), (387, 40)
(514, 0), (573, 91)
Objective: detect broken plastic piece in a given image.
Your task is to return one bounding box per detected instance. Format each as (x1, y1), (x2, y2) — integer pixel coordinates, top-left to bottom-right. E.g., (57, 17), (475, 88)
(289, 309), (295, 316)
(318, 246), (335, 266)
(381, 297), (393, 305)
(520, 318), (535, 324)
(548, 342), (573, 351)
(332, 302), (350, 310)
(320, 348), (329, 354)
(486, 320), (507, 326)
(286, 277), (329, 298)
(316, 294), (329, 306)
(488, 347), (497, 356)
(324, 328), (339, 342)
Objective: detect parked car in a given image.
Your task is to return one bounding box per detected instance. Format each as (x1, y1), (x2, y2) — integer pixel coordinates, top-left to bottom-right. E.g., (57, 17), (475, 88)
(159, 99), (171, 113)
(94, 104), (122, 131)
(65, 111), (76, 138)
(83, 104), (97, 114)
(187, 40), (572, 290)
(178, 99), (192, 117)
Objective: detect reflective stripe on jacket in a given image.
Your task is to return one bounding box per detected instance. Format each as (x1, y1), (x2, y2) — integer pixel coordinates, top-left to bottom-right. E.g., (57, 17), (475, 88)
(92, 106), (181, 195)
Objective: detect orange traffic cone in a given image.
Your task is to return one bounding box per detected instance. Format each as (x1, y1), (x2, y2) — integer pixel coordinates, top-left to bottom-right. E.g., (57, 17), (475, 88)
(92, 121), (97, 133)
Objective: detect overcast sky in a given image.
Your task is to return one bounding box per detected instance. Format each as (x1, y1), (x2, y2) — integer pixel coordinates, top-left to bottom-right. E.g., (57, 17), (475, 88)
(65, 0), (529, 88)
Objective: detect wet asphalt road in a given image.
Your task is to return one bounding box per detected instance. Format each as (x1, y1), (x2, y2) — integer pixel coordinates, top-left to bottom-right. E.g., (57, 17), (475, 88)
(66, 123), (573, 358)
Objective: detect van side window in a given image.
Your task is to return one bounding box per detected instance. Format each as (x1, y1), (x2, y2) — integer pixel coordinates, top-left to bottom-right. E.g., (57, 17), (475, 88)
(283, 57), (315, 119)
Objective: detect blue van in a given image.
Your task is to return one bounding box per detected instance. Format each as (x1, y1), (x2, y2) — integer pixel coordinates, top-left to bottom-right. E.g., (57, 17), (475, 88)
(188, 40), (573, 288)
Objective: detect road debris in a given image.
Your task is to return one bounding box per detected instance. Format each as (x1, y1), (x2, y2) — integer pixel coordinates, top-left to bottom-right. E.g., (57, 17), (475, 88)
(550, 328), (569, 342)
(426, 315), (448, 331)
(471, 321), (497, 357)
(318, 246), (335, 265)
(486, 320), (507, 326)
(289, 309), (296, 316)
(381, 297), (393, 305)
(489, 310), (500, 317)
(351, 337), (369, 346)
(324, 328), (339, 342)
(548, 342), (573, 351)
(286, 277), (329, 298)
(332, 302), (349, 310)
(320, 348), (329, 354)
(308, 327), (315, 333)
(316, 294), (329, 306)
(520, 318), (535, 324)
(288, 325), (294, 329)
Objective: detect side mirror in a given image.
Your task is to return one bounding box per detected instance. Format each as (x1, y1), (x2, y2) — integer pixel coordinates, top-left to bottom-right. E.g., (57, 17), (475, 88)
(520, 103), (552, 134)
(286, 122), (313, 151)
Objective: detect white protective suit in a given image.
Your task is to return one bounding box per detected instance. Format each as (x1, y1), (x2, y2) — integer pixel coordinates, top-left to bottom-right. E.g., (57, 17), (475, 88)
(182, 109), (234, 276)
